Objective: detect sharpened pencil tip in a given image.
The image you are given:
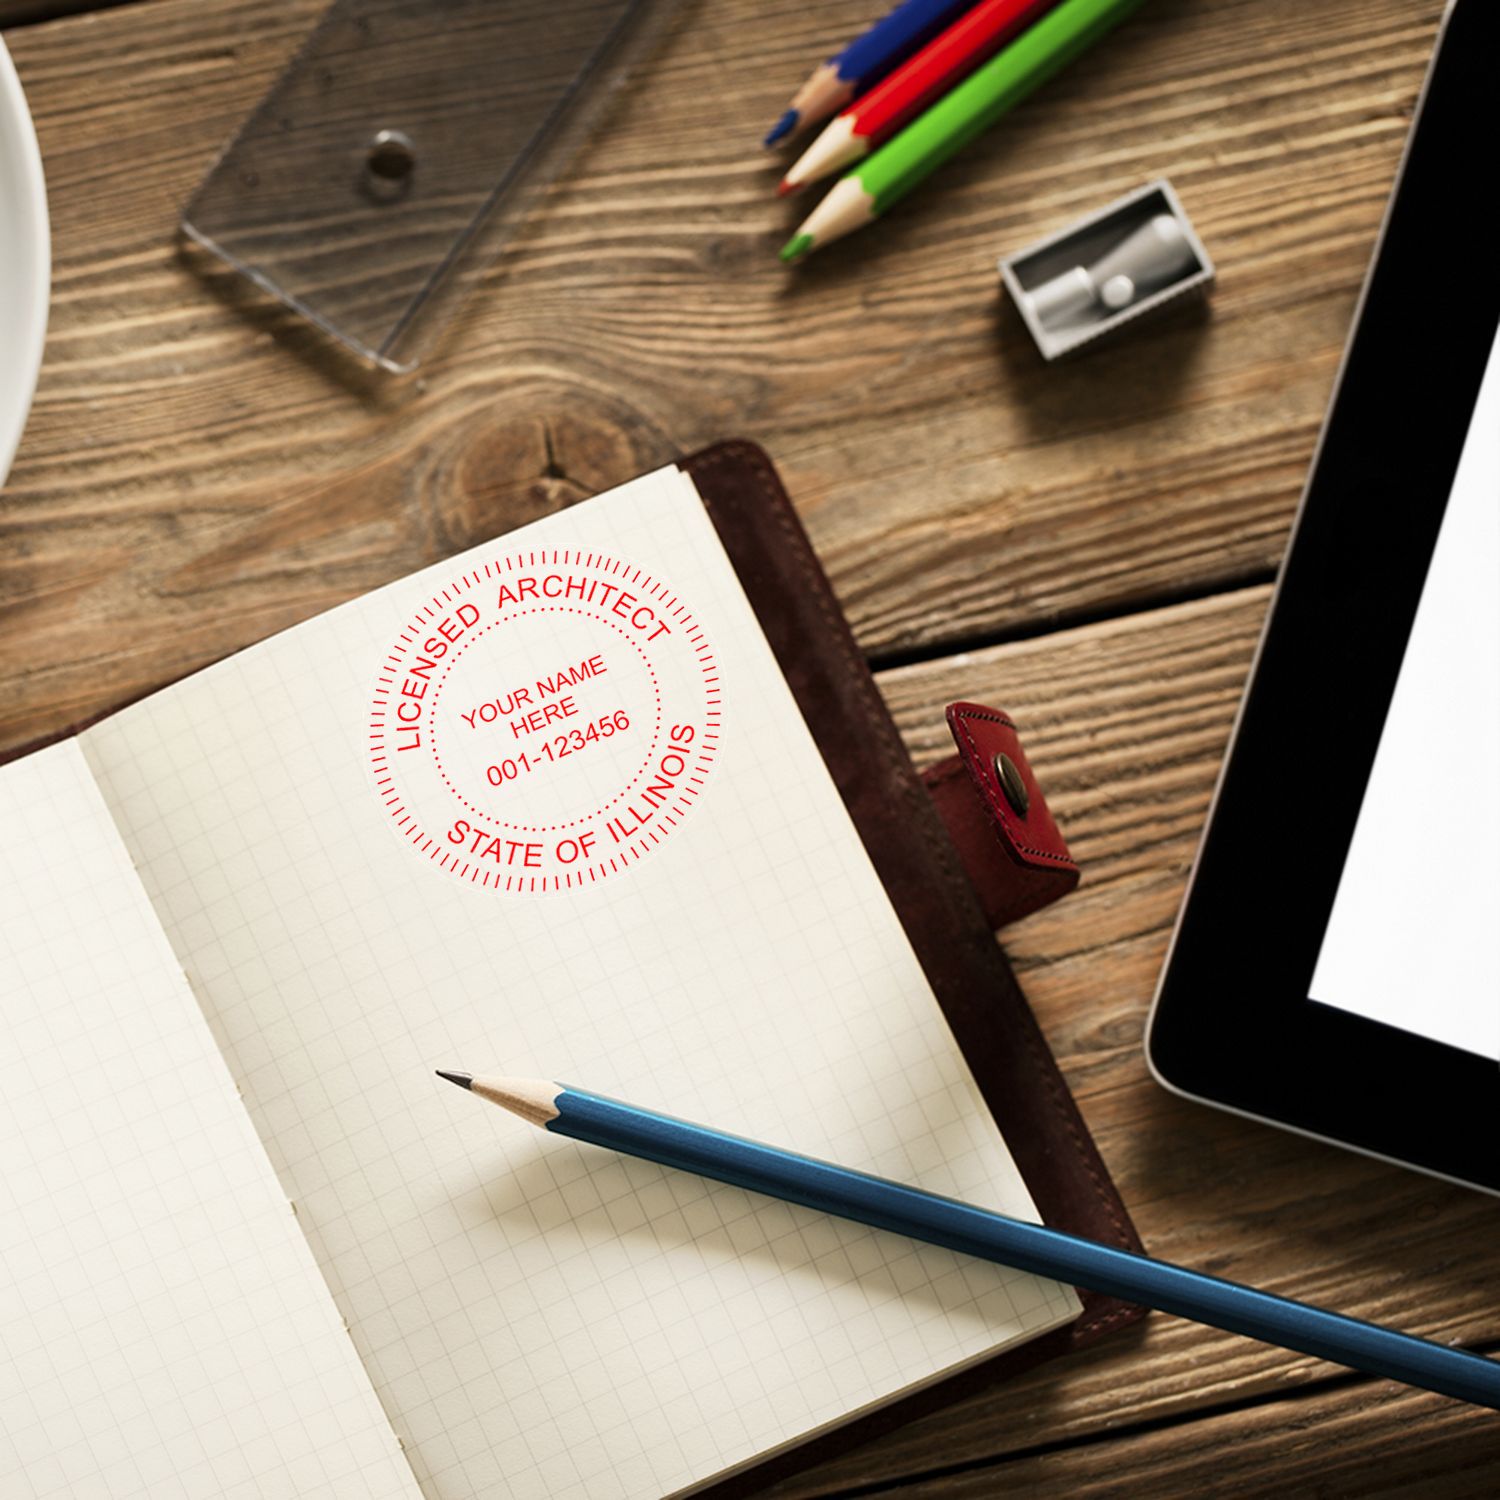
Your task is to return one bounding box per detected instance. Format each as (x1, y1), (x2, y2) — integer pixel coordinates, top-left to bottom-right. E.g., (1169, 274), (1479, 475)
(776, 177), (798, 198)
(779, 232), (814, 264)
(763, 110), (798, 148)
(436, 1070), (474, 1090)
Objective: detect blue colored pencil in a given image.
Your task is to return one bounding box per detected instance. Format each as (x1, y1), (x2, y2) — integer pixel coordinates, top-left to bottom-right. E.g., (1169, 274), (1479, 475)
(438, 1072), (1500, 1411)
(765, 0), (981, 147)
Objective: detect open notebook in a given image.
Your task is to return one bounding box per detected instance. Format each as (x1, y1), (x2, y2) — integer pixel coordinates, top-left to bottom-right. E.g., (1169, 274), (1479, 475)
(0, 456), (1084, 1500)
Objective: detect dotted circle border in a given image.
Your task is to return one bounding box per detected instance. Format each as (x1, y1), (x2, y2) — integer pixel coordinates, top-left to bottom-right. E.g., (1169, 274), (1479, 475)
(368, 548), (722, 894)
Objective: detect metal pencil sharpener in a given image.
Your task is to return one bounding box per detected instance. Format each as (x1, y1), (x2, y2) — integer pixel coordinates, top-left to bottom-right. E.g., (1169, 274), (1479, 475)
(999, 179), (1214, 360)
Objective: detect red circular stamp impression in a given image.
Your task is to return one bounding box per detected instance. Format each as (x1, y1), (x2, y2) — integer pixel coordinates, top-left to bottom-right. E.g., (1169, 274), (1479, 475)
(368, 549), (720, 893)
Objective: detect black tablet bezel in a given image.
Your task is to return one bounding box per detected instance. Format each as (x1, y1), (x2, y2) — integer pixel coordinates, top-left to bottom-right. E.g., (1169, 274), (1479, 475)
(1147, 0), (1500, 1195)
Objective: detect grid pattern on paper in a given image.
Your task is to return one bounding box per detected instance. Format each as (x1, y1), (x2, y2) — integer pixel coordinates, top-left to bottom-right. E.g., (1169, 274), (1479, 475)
(0, 741), (422, 1500)
(81, 467), (1080, 1500)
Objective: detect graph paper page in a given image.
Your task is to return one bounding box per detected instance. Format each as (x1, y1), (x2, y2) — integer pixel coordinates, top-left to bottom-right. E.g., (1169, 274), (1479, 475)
(81, 466), (1079, 1500)
(0, 740), (421, 1500)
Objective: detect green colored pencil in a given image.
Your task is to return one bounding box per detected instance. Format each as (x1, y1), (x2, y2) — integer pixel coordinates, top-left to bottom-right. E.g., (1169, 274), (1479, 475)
(780, 0), (1148, 262)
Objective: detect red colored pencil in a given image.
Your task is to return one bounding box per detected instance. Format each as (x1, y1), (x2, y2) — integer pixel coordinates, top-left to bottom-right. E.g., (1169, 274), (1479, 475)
(779, 0), (1062, 194)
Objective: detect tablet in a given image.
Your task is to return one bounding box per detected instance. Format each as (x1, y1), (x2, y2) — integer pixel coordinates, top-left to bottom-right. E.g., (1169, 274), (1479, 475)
(1147, 0), (1499, 1196)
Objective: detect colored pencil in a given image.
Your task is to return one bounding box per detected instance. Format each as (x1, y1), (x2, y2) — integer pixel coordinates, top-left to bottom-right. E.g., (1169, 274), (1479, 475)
(781, 0), (1146, 262)
(764, 0), (980, 148)
(781, 0), (1062, 194)
(438, 1072), (1500, 1411)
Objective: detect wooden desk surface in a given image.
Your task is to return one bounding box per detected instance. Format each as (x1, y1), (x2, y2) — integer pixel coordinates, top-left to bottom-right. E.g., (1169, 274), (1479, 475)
(3, 0), (1495, 1491)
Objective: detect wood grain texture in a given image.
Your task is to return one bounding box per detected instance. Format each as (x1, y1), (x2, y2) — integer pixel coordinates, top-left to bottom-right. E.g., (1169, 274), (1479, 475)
(850, 1377), (1500, 1497)
(0, 0), (1445, 756)
(4, 0), (1492, 1493)
(755, 587), (1500, 1496)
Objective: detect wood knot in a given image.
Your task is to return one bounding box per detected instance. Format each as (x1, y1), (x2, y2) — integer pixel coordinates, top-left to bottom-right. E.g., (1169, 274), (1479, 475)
(431, 392), (677, 551)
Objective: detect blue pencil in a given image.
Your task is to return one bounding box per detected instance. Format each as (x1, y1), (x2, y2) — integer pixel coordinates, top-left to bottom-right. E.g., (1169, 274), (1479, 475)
(438, 1072), (1500, 1410)
(765, 0), (980, 147)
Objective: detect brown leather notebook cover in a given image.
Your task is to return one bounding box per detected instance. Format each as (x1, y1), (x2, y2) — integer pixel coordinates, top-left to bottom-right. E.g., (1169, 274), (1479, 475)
(682, 439), (1144, 1492)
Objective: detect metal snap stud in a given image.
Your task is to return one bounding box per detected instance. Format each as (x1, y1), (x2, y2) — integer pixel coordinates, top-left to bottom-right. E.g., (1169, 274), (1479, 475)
(993, 752), (1029, 817)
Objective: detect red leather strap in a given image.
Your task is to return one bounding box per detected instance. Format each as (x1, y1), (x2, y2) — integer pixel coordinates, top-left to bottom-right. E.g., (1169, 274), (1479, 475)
(922, 702), (1079, 930)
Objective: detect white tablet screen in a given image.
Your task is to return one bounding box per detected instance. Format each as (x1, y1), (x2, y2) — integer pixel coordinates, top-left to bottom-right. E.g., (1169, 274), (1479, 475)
(1309, 325), (1500, 1060)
